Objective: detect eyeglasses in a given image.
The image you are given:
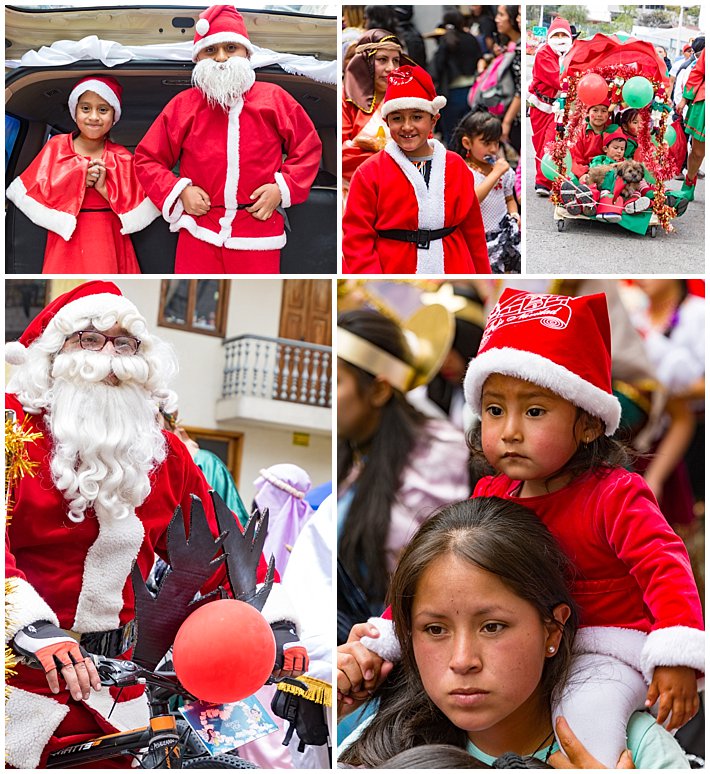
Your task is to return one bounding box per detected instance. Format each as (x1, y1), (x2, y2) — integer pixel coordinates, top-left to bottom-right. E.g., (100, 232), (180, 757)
(68, 331), (141, 355)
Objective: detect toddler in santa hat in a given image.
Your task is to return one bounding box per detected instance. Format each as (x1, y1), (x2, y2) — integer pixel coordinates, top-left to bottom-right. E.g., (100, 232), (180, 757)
(6, 75), (159, 274)
(351, 288), (704, 768)
(342, 63), (491, 275)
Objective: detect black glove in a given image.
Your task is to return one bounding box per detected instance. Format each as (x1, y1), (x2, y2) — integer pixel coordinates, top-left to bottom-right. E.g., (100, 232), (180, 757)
(271, 619), (309, 674)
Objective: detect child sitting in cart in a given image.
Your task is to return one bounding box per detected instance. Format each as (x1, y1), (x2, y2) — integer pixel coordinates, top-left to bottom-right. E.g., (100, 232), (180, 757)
(569, 99), (611, 179)
(450, 109), (521, 273)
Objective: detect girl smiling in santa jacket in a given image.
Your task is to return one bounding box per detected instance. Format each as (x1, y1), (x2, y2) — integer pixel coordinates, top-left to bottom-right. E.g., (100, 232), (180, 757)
(342, 64), (490, 275)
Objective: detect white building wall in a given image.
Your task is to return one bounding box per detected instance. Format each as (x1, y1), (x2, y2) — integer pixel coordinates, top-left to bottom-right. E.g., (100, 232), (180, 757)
(113, 279), (332, 496)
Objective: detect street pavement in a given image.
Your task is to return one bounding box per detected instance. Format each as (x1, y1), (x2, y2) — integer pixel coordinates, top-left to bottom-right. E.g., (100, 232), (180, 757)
(524, 116), (706, 275)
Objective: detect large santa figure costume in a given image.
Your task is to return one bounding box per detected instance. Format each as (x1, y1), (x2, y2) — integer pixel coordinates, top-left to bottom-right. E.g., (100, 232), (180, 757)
(342, 64), (490, 274)
(4, 282), (298, 768)
(134, 5), (322, 274)
(6, 76), (159, 273)
(528, 18), (573, 193)
(360, 289), (704, 767)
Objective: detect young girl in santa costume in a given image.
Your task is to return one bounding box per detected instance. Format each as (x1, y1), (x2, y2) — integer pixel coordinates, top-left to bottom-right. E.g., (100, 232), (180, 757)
(353, 288), (704, 769)
(528, 17), (573, 196)
(451, 109), (520, 273)
(342, 64), (491, 275)
(6, 75), (158, 274)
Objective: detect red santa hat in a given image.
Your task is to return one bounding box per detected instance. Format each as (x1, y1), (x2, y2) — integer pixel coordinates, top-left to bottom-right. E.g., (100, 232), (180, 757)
(603, 126), (627, 147)
(464, 288), (621, 435)
(68, 75), (123, 124)
(547, 18), (572, 40)
(381, 64), (447, 119)
(5, 281), (143, 366)
(192, 5), (254, 61)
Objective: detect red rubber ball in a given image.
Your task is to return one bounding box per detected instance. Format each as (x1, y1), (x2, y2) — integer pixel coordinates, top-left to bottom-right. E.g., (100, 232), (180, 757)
(173, 599), (276, 703)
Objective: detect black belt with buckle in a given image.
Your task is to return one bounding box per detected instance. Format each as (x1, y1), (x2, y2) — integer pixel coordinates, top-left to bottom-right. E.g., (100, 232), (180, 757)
(377, 226), (456, 250)
(72, 620), (136, 658)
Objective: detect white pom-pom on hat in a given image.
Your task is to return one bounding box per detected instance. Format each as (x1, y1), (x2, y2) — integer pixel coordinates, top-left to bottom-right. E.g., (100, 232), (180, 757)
(196, 17), (210, 36)
(5, 342), (28, 366)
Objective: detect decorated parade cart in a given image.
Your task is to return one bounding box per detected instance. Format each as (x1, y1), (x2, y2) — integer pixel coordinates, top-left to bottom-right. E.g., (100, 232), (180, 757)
(541, 33), (682, 237)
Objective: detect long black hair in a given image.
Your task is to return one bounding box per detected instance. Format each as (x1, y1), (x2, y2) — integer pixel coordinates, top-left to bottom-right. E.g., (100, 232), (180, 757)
(337, 309), (429, 609)
(340, 497), (578, 767)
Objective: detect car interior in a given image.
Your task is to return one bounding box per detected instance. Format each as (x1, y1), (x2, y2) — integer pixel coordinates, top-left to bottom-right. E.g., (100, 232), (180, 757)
(6, 63), (337, 274)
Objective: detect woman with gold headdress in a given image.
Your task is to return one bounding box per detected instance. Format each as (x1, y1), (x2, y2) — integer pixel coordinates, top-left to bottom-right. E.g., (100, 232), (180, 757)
(336, 306), (470, 634)
(342, 29), (414, 197)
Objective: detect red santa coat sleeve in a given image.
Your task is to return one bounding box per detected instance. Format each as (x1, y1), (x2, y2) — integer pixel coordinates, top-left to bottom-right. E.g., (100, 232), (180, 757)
(6, 134), (87, 241)
(342, 155), (385, 272)
(528, 44), (561, 110)
(597, 474), (704, 680)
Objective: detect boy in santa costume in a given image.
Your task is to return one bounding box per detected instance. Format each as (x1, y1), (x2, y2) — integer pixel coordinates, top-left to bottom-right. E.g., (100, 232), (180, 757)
(6, 75), (159, 274)
(134, 5), (322, 274)
(5, 281), (307, 768)
(569, 98), (611, 179)
(528, 17), (573, 196)
(342, 63), (490, 274)
(345, 288), (704, 768)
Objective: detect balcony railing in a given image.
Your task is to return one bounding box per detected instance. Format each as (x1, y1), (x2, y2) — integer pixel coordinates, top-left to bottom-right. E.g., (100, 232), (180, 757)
(222, 334), (331, 408)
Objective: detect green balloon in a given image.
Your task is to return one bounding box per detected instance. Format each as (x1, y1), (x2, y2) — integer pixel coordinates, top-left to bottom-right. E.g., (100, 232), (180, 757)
(623, 76), (654, 109)
(541, 152), (571, 182)
(664, 125), (677, 145)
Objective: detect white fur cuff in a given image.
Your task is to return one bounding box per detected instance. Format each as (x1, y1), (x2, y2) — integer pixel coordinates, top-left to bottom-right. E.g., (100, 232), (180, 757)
(162, 177), (192, 223)
(640, 626), (705, 683)
(119, 196), (161, 234)
(274, 171), (292, 209)
(359, 616), (401, 663)
(260, 582), (301, 637)
(5, 686), (70, 769)
(5, 576), (60, 643)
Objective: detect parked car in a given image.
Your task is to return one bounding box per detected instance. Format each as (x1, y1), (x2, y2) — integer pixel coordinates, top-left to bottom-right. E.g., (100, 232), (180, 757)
(5, 4), (337, 274)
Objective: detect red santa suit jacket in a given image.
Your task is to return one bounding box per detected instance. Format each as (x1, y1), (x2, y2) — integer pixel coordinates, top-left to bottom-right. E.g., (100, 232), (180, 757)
(571, 120), (607, 178)
(4, 394), (286, 769)
(528, 43), (561, 113)
(5, 134), (159, 272)
(343, 139), (490, 274)
(475, 469), (704, 681)
(133, 82), (322, 252)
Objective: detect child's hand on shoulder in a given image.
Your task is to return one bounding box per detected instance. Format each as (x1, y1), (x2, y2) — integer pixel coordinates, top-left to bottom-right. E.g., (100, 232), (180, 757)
(646, 665), (699, 730)
(180, 185), (211, 216)
(247, 183), (282, 221)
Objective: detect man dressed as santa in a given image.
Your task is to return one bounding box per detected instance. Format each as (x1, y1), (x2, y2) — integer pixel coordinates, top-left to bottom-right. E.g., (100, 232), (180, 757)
(134, 5), (322, 274)
(528, 18), (573, 196)
(5, 281), (306, 768)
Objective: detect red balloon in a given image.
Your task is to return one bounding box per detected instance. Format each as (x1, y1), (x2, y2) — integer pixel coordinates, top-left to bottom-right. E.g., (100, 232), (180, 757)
(173, 599), (276, 703)
(577, 73), (608, 106)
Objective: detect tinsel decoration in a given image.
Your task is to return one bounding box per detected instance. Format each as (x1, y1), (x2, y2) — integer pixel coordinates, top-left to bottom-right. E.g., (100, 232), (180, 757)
(549, 64), (677, 231)
(276, 675), (331, 707)
(5, 411), (43, 697)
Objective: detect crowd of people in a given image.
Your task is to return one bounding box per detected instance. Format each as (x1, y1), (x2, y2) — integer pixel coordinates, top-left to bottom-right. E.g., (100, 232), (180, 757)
(336, 278), (705, 769)
(341, 6), (522, 274)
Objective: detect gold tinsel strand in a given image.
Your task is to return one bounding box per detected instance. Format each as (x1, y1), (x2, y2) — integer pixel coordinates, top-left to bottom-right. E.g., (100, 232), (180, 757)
(275, 675), (332, 706)
(5, 414), (43, 698)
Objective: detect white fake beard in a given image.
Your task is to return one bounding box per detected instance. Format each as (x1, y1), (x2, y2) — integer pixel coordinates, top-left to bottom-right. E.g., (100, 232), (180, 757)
(192, 55), (256, 109)
(549, 38), (572, 56)
(47, 350), (167, 524)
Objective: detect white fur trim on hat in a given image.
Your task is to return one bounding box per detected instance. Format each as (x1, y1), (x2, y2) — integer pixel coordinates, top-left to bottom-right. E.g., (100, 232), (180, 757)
(382, 95), (447, 118)
(5, 687), (70, 769)
(68, 78), (122, 124)
(6, 176), (77, 241)
(464, 346), (622, 435)
(196, 17), (210, 36)
(192, 31), (254, 61)
(5, 340), (29, 366)
(639, 626), (705, 684)
(359, 616), (401, 662)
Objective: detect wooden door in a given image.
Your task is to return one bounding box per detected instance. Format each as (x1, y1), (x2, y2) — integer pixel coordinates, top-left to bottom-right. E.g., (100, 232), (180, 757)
(276, 280), (332, 405)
